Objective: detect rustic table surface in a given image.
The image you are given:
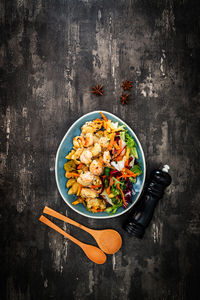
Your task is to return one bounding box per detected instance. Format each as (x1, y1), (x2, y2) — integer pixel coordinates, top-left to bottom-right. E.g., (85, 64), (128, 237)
(1, 0), (200, 299)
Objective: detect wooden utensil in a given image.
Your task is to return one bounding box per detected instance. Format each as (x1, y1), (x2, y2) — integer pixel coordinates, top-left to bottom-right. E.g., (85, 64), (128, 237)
(39, 215), (106, 264)
(43, 206), (122, 254)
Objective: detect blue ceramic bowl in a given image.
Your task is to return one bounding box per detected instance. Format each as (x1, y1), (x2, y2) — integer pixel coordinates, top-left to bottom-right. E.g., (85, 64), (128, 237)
(55, 111), (146, 219)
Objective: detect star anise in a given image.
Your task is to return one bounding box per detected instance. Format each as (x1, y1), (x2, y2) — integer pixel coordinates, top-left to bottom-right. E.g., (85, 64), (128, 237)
(121, 80), (133, 91)
(120, 93), (129, 105)
(90, 84), (103, 96)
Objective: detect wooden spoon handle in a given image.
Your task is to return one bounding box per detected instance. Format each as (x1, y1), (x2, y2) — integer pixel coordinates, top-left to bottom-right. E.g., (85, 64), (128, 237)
(39, 215), (84, 248)
(43, 206), (94, 235)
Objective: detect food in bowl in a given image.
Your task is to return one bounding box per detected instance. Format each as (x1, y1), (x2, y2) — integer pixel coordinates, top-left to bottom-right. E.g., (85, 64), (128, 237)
(64, 112), (143, 214)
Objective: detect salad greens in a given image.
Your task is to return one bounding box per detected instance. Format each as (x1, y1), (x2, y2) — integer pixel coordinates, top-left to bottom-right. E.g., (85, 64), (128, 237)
(102, 128), (142, 214)
(131, 164), (142, 175)
(104, 167), (111, 176)
(105, 200), (123, 214)
(125, 132), (138, 159)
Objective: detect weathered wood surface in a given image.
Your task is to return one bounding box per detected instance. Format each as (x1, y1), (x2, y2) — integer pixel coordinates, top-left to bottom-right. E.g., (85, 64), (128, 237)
(0, 0), (200, 299)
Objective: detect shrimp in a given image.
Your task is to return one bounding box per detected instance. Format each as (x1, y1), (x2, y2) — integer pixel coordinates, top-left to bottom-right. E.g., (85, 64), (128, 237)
(80, 149), (92, 164)
(81, 122), (95, 134)
(89, 160), (103, 175)
(86, 198), (106, 211)
(73, 136), (85, 148)
(80, 188), (99, 198)
(77, 172), (94, 187)
(84, 133), (94, 147)
(91, 143), (101, 157)
(81, 121), (102, 135)
(99, 136), (109, 148)
(95, 130), (104, 138)
(93, 131), (104, 144)
(103, 150), (111, 164)
(93, 135), (100, 144)
(92, 121), (102, 131)
(71, 148), (83, 160)
(92, 176), (102, 186)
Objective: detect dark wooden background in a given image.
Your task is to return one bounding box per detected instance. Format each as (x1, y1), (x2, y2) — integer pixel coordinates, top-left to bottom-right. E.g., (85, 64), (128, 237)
(0, 0), (200, 299)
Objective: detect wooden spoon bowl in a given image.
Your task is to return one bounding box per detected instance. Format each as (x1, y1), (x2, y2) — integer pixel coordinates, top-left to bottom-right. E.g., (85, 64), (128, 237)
(81, 244), (107, 264)
(95, 229), (122, 254)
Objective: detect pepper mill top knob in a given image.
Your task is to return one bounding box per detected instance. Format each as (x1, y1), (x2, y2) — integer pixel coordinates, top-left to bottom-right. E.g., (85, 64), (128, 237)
(162, 165), (170, 172)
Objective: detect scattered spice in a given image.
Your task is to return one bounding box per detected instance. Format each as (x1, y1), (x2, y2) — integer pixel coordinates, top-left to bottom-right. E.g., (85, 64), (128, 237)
(121, 80), (133, 91)
(120, 93), (129, 105)
(90, 84), (103, 96)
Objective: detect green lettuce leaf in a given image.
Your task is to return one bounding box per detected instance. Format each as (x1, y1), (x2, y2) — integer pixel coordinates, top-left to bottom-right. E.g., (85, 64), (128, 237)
(131, 147), (138, 159)
(131, 164), (142, 175)
(105, 200), (123, 214)
(120, 131), (125, 141)
(129, 177), (137, 184)
(125, 132), (138, 158)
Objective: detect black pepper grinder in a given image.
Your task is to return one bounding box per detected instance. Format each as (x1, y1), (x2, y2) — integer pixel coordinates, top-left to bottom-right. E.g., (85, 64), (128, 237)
(124, 165), (172, 238)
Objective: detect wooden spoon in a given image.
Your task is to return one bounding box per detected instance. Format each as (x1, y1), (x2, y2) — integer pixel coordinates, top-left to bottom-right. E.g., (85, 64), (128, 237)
(39, 215), (106, 264)
(43, 206), (122, 254)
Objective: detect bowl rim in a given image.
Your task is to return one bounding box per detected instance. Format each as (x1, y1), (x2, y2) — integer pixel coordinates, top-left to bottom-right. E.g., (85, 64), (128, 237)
(55, 110), (146, 219)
